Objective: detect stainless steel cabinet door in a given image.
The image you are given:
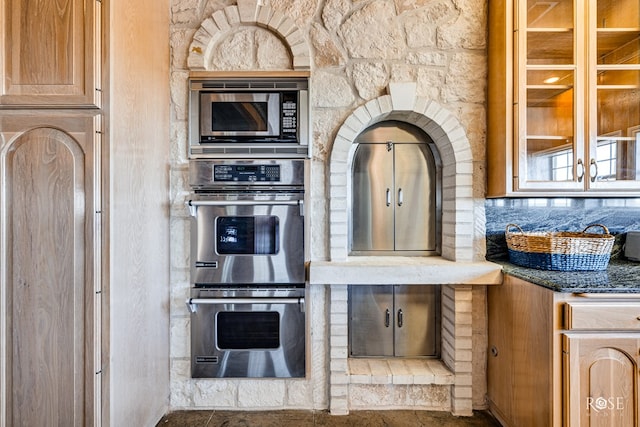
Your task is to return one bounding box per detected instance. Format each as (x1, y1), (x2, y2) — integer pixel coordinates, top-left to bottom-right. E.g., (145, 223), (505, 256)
(349, 285), (440, 357)
(351, 142), (437, 253)
(394, 285), (439, 357)
(349, 285), (394, 356)
(394, 144), (436, 251)
(351, 144), (394, 251)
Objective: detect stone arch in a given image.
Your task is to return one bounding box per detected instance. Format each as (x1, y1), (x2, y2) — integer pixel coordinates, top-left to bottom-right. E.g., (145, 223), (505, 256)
(187, 0), (311, 71)
(328, 83), (475, 262)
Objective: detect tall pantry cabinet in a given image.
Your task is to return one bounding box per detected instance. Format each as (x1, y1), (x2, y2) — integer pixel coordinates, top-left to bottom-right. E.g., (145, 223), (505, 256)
(0, 0), (170, 425)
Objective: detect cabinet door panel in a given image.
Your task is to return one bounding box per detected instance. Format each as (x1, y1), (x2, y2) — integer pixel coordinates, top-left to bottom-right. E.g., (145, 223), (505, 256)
(349, 285), (393, 356)
(564, 333), (640, 427)
(394, 144), (436, 251)
(351, 144), (394, 252)
(393, 285), (439, 357)
(0, 112), (98, 426)
(1, 0), (99, 106)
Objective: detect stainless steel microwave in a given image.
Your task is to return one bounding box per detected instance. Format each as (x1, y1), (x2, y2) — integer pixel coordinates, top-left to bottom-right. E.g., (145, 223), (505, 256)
(189, 77), (309, 158)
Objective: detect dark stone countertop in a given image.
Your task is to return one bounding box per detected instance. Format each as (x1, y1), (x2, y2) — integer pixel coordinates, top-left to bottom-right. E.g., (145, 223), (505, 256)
(495, 259), (640, 293)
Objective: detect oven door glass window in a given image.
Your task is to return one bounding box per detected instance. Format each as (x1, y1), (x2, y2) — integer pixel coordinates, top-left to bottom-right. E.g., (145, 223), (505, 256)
(216, 216), (279, 255)
(216, 311), (280, 349)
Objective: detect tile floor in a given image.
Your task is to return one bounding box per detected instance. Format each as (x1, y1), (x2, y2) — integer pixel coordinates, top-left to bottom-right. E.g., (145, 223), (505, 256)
(156, 410), (502, 426)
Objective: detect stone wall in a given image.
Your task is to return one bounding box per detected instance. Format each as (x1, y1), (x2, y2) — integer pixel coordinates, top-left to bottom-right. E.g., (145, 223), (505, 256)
(169, 0), (489, 411)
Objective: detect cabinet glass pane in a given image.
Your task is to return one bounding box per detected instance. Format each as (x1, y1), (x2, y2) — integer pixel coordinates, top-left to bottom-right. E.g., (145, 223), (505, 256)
(597, 31), (640, 65)
(595, 70), (640, 182)
(526, 84), (574, 137)
(525, 67), (575, 182)
(526, 137), (574, 181)
(597, 0), (640, 28)
(527, 69), (574, 86)
(527, 0), (573, 28)
(527, 31), (574, 64)
(526, 0), (574, 65)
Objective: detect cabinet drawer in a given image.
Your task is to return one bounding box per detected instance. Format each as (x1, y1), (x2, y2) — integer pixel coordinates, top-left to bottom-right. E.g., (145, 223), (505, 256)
(564, 302), (640, 330)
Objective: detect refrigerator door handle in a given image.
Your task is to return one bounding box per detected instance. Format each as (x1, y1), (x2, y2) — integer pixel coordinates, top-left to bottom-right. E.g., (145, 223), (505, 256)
(386, 188), (391, 207)
(397, 309), (404, 328)
(397, 188), (403, 206)
(385, 308), (390, 327)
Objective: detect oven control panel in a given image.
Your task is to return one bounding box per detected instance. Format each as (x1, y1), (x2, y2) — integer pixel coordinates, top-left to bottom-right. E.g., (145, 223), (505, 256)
(214, 164), (281, 182)
(189, 159), (304, 188)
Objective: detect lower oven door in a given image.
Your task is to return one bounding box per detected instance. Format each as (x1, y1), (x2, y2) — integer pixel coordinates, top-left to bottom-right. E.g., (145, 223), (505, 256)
(188, 288), (306, 378)
(188, 196), (305, 285)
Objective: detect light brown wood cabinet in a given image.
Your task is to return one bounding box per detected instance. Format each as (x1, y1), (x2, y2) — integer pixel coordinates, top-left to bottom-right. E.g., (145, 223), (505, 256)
(1, 1), (103, 424)
(488, 0), (640, 196)
(1, 0), (100, 107)
(563, 302), (640, 426)
(0, 111), (100, 426)
(488, 275), (640, 426)
(1, 0), (171, 425)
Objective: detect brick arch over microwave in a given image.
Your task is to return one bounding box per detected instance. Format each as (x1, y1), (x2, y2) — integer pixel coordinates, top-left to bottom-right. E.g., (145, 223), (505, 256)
(328, 83), (475, 262)
(187, 0), (311, 70)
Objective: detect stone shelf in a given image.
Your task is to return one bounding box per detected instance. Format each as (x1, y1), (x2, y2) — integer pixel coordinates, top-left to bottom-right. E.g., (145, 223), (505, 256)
(348, 358), (454, 385)
(309, 256), (503, 285)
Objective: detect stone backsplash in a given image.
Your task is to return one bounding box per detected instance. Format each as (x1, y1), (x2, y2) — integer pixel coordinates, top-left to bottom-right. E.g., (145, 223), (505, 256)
(485, 198), (640, 261)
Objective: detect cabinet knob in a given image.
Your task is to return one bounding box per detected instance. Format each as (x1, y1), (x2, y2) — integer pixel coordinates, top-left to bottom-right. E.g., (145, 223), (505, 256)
(490, 346), (498, 357)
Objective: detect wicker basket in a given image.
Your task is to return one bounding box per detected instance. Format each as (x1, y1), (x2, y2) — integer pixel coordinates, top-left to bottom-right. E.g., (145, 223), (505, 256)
(505, 223), (614, 271)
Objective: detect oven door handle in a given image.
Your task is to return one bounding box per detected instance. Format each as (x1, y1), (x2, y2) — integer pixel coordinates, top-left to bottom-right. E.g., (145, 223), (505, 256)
(187, 200), (304, 216)
(187, 297), (305, 313)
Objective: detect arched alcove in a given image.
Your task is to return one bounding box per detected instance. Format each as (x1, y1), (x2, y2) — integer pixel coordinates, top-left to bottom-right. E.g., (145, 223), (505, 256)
(328, 83), (475, 262)
(187, 0), (311, 71)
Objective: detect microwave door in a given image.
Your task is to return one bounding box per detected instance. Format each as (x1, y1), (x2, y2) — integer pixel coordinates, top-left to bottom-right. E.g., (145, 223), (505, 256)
(200, 92), (280, 138)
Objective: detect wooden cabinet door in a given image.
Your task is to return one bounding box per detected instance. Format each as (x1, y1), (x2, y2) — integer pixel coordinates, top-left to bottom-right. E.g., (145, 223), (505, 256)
(0, 111), (100, 426)
(0, 0), (100, 106)
(564, 333), (640, 427)
(487, 278), (515, 425)
(488, 275), (557, 427)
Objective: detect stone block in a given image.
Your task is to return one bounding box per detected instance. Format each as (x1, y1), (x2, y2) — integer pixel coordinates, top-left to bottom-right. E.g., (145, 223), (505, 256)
(389, 82), (417, 111)
(170, 317), (189, 358)
(193, 380), (238, 407)
(237, 0), (258, 22)
(212, 10), (231, 31)
(237, 380), (285, 407)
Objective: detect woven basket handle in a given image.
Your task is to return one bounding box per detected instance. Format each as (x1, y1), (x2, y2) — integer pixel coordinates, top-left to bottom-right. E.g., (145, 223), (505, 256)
(582, 224), (610, 235)
(505, 223), (524, 235)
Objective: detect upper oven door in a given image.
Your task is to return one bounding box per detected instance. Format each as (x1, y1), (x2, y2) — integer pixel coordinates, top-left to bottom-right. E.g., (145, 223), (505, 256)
(189, 196), (305, 285)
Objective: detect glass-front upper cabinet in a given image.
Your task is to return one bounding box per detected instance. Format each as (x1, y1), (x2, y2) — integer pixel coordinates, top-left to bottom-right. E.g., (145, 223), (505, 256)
(518, 0), (579, 191)
(488, 0), (640, 196)
(590, 0), (640, 189)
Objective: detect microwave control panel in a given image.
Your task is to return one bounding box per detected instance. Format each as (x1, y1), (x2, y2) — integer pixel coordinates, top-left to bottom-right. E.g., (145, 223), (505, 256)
(281, 92), (298, 138)
(214, 164), (281, 182)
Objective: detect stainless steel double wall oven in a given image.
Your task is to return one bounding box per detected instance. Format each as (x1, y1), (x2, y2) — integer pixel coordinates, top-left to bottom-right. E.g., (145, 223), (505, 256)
(186, 76), (309, 379)
(187, 159), (306, 378)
